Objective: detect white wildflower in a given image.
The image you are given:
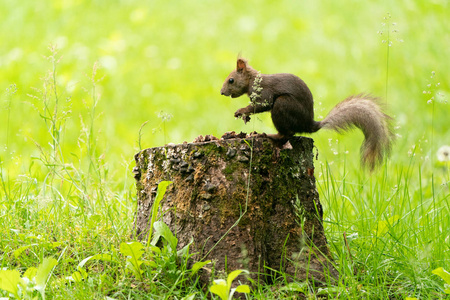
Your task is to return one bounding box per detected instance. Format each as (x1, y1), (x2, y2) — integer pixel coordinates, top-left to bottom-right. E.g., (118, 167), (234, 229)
(437, 145), (450, 162)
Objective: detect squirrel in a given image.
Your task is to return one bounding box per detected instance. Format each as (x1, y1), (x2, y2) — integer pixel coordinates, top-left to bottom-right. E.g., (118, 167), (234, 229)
(220, 58), (394, 170)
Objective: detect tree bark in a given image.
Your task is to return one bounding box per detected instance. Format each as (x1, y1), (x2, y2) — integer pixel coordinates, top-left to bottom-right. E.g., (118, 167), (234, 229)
(133, 135), (336, 286)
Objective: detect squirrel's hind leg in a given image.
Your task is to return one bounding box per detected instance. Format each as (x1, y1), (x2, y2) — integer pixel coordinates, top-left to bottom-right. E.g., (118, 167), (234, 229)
(266, 133), (289, 140)
(271, 95), (314, 134)
(266, 133), (292, 148)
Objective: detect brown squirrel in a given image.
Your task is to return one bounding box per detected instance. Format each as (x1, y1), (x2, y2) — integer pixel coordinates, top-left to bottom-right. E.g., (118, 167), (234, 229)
(220, 58), (394, 170)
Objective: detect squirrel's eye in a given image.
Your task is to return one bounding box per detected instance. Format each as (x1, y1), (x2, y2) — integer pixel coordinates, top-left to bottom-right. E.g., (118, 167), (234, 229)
(228, 78), (234, 84)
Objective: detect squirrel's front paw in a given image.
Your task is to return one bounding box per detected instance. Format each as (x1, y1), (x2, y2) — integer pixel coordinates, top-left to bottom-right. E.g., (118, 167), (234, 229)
(234, 109), (250, 123)
(234, 109), (244, 118)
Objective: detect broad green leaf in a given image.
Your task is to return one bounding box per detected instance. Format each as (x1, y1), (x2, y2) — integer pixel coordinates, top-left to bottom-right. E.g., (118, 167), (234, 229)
(235, 284), (250, 293)
(150, 246), (161, 254)
(210, 281), (228, 300)
(142, 260), (157, 268)
(375, 215), (400, 237)
(125, 259), (144, 279)
(280, 281), (307, 292)
(51, 241), (62, 248)
(387, 215), (400, 224)
(35, 257), (58, 300)
(147, 181), (172, 246)
(119, 242), (144, 259)
(91, 253), (117, 262)
(90, 253), (115, 262)
(152, 221), (178, 252)
(317, 286), (346, 295)
(35, 257), (57, 291)
(154, 181), (172, 204)
(120, 242), (145, 280)
(0, 269), (21, 297)
(432, 268), (450, 294)
(191, 260), (211, 276)
(230, 285), (250, 299)
(433, 267), (450, 284)
(375, 220), (387, 236)
(23, 267), (38, 280)
(87, 214), (102, 228)
(227, 269), (248, 288)
(405, 297), (418, 300)
(71, 271), (84, 282)
(181, 294), (196, 300)
(69, 268), (88, 282)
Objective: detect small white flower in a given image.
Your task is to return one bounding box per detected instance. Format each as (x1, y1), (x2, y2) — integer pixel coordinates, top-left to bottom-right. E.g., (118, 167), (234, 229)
(437, 145), (450, 162)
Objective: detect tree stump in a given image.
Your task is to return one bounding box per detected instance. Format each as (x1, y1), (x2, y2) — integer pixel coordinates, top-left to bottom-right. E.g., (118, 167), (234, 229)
(133, 133), (336, 286)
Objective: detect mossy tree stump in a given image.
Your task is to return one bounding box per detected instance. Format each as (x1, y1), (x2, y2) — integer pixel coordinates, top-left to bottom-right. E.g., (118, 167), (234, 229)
(133, 135), (335, 285)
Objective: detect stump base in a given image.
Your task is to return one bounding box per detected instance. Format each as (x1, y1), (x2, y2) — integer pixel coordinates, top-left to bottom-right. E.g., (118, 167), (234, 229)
(134, 135), (336, 285)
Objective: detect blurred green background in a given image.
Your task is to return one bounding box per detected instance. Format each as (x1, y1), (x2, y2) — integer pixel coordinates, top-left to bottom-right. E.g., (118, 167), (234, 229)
(1, 0), (448, 178)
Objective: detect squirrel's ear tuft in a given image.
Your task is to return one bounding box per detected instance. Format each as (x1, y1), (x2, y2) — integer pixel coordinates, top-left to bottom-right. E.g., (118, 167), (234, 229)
(236, 58), (247, 72)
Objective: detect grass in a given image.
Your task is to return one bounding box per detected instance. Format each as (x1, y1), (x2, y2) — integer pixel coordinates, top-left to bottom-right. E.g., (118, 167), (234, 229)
(1, 0), (449, 299)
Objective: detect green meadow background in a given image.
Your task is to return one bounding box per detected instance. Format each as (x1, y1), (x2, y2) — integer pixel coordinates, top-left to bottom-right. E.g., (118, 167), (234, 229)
(1, 0), (449, 299)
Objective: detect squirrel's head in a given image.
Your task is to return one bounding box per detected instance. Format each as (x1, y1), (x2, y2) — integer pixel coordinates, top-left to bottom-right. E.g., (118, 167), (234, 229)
(221, 58), (254, 98)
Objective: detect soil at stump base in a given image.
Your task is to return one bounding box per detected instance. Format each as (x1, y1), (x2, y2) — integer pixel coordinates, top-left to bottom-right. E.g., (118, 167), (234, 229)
(133, 132), (337, 286)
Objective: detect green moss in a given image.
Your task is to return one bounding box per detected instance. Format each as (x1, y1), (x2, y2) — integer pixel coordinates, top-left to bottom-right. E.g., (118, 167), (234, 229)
(198, 142), (223, 157)
(223, 159), (240, 177)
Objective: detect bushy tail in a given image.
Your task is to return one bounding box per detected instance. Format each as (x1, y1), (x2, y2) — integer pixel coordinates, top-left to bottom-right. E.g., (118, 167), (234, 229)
(318, 94), (394, 170)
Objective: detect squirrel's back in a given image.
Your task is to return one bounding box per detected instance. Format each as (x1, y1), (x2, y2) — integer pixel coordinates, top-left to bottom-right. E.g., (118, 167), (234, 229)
(262, 73), (316, 133)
